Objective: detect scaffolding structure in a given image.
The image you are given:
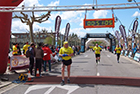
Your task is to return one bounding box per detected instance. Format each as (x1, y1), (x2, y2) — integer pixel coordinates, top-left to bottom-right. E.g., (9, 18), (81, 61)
(0, 2), (140, 12)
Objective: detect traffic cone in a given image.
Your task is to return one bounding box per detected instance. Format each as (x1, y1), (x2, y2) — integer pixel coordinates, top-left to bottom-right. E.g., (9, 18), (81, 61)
(27, 70), (33, 82)
(36, 68), (40, 78)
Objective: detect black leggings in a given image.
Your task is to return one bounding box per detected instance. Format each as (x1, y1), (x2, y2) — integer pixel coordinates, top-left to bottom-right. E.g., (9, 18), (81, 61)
(117, 53), (120, 61)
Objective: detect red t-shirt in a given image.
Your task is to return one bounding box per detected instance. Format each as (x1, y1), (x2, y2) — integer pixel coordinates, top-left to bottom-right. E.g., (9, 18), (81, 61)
(42, 47), (52, 60)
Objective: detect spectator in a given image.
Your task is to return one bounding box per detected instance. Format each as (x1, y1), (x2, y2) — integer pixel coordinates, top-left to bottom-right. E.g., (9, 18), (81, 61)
(23, 42), (30, 55)
(128, 45), (132, 51)
(12, 43), (19, 55)
(29, 43), (35, 75)
(34, 43), (44, 77)
(132, 43), (137, 57)
(17, 43), (21, 55)
(51, 45), (55, 53)
(42, 44), (52, 73)
(77, 46), (81, 55)
(72, 46), (75, 56)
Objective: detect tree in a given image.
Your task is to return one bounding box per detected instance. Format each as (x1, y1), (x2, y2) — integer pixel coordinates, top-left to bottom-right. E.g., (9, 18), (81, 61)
(44, 37), (53, 45)
(92, 41), (103, 45)
(12, 5), (51, 43)
(68, 33), (81, 46)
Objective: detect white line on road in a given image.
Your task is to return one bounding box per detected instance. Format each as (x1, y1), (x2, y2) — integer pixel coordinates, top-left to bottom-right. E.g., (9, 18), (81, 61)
(107, 55), (111, 57)
(85, 55), (88, 57)
(97, 72), (100, 76)
(24, 84), (80, 94)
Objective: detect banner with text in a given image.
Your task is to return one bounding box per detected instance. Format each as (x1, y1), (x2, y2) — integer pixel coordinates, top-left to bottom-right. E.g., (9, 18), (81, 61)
(10, 55), (29, 70)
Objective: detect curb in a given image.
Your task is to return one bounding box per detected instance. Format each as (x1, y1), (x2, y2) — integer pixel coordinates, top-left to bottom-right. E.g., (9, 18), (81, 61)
(0, 81), (12, 89)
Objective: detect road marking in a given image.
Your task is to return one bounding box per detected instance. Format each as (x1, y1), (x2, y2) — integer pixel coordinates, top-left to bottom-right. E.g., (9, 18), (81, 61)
(107, 55), (111, 57)
(85, 55), (88, 57)
(24, 84), (80, 94)
(97, 72), (100, 76)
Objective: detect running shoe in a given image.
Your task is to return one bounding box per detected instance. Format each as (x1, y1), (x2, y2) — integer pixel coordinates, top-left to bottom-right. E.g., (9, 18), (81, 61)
(60, 80), (65, 86)
(67, 79), (70, 83)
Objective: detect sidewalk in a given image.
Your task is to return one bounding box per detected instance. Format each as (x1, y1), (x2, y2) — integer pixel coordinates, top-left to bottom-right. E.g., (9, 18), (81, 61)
(0, 68), (27, 89)
(0, 61), (61, 89)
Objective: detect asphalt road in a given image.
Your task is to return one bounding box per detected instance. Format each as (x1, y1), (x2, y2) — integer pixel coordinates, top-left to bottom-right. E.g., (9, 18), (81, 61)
(2, 50), (140, 94)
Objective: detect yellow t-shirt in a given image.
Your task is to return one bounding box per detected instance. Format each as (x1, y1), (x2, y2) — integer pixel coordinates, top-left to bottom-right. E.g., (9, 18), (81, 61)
(89, 46), (93, 49)
(12, 45), (18, 55)
(59, 46), (73, 60)
(93, 46), (102, 54)
(115, 47), (121, 54)
(23, 44), (30, 54)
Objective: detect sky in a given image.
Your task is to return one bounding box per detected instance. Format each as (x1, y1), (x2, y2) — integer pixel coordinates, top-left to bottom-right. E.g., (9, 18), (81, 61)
(11, 0), (140, 38)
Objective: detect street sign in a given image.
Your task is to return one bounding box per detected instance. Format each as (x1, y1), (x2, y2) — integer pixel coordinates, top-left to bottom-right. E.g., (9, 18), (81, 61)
(83, 15), (115, 29)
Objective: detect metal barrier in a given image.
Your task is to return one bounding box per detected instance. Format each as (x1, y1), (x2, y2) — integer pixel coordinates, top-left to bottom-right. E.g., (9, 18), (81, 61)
(133, 52), (140, 62)
(128, 51), (133, 58)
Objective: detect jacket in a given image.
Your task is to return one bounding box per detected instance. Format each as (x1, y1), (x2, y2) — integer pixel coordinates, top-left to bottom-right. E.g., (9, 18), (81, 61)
(35, 46), (44, 59)
(29, 47), (35, 58)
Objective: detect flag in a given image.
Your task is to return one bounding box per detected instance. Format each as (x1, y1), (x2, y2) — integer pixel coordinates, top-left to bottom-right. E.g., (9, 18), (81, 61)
(65, 23), (70, 41)
(119, 25), (127, 49)
(55, 16), (61, 47)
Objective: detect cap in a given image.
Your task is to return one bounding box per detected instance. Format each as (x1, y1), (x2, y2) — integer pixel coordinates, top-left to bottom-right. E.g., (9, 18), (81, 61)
(63, 41), (68, 45)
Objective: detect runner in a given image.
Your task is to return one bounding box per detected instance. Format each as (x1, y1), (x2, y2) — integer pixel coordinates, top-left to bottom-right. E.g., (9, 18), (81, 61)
(93, 44), (102, 64)
(59, 41), (73, 86)
(115, 44), (122, 63)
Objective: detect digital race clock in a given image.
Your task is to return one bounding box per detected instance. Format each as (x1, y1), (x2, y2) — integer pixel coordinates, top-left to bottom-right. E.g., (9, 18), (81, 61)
(83, 16), (115, 28)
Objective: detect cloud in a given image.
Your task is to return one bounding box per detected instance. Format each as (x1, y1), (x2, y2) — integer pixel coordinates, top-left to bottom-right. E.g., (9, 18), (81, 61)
(60, 27), (86, 37)
(19, 0), (41, 7)
(93, 10), (109, 18)
(70, 28), (86, 37)
(12, 20), (28, 33)
(132, 11), (140, 17)
(48, 0), (60, 6)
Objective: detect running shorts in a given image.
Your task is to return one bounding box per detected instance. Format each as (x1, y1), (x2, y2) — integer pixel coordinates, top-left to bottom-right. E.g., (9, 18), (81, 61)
(62, 59), (72, 66)
(95, 54), (100, 58)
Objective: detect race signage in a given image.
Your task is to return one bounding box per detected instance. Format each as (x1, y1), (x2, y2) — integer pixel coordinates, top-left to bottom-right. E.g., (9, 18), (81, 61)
(55, 15), (61, 47)
(65, 23), (70, 41)
(83, 15), (115, 29)
(10, 55), (29, 70)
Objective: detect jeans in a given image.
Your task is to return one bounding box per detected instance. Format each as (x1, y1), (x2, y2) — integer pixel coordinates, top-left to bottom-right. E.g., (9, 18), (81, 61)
(29, 57), (34, 75)
(44, 60), (51, 72)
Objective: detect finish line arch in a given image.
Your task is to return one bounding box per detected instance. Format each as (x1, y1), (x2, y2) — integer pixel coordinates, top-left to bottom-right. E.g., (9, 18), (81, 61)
(81, 33), (116, 53)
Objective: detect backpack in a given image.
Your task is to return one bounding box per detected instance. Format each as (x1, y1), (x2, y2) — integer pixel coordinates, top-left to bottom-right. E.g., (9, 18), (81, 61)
(26, 48), (31, 58)
(18, 73), (28, 81)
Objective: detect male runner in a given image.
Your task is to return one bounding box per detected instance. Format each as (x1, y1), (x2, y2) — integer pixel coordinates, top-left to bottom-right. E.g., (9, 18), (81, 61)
(59, 41), (73, 86)
(93, 44), (102, 64)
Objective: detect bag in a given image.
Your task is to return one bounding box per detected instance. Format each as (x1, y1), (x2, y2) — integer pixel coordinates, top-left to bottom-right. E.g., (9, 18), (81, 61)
(26, 49), (31, 58)
(18, 73), (28, 81)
